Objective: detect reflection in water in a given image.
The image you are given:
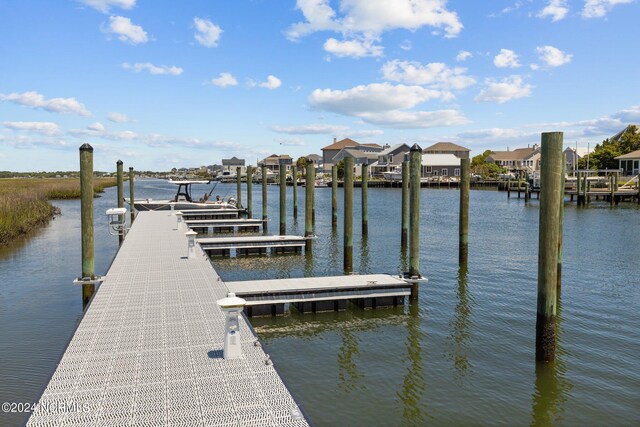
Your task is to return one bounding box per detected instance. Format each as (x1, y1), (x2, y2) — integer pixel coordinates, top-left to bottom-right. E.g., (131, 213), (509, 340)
(398, 302), (427, 425)
(338, 326), (364, 393)
(359, 235), (370, 273)
(447, 265), (475, 381)
(304, 250), (313, 277)
(328, 227), (340, 272)
(530, 294), (572, 426)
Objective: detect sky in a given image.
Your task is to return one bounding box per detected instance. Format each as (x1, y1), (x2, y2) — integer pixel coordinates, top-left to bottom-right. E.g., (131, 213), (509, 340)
(1, 0), (639, 172)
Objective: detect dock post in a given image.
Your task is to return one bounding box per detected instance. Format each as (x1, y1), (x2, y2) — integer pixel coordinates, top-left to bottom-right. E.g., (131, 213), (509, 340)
(79, 144), (95, 309)
(116, 160), (124, 245)
(536, 132), (563, 362)
(261, 164), (268, 234)
(305, 160), (314, 251)
(558, 154), (565, 290)
(362, 162), (369, 236)
(128, 166), (135, 224)
(582, 173), (587, 206)
(236, 167), (242, 209)
(279, 162), (286, 235)
(610, 174), (615, 206)
(308, 162), (316, 225)
(344, 156), (354, 273)
(459, 157), (470, 265)
(332, 165), (338, 228)
(507, 177), (511, 198)
(401, 159), (409, 248)
(292, 165), (298, 220)
(576, 171), (581, 206)
(246, 166), (253, 218)
(409, 144), (422, 300)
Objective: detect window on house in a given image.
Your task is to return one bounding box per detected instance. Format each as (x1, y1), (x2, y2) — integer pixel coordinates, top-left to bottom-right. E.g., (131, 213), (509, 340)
(454, 168), (460, 176)
(442, 169), (448, 176)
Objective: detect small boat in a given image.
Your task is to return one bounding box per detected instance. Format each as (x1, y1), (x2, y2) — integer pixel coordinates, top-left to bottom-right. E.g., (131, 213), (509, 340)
(130, 179), (243, 212)
(382, 167), (403, 181)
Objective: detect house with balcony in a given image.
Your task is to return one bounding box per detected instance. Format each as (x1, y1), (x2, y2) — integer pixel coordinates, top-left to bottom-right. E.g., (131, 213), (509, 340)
(369, 144), (410, 178)
(262, 154), (293, 172)
(486, 145), (540, 174)
(321, 138), (383, 172)
(331, 148), (379, 177)
(615, 150), (640, 176)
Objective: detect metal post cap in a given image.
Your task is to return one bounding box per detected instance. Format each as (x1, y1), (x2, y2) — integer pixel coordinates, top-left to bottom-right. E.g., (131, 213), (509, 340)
(217, 292), (246, 309)
(185, 230), (197, 237)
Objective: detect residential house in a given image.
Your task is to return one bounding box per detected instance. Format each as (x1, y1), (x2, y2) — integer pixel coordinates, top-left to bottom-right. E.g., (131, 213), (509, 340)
(615, 149), (640, 175)
(321, 138), (384, 172)
(421, 154), (461, 178)
(262, 154), (293, 172)
(424, 142), (470, 159)
(370, 143), (410, 177)
(305, 154), (322, 171)
(331, 148), (379, 177)
(486, 146), (540, 174)
(222, 157), (246, 174)
(563, 147), (590, 172)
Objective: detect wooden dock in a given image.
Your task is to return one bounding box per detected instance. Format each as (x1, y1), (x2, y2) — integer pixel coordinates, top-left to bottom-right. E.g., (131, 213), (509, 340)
(185, 218), (264, 233)
(227, 274), (411, 317)
(197, 235), (308, 256)
(27, 211), (308, 427)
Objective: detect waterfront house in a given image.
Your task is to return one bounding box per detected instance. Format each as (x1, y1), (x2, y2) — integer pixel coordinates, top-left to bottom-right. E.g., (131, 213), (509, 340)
(262, 154), (293, 172)
(321, 138), (383, 172)
(421, 153), (461, 178)
(331, 148), (379, 177)
(424, 142), (471, 159)
(305, 154), (322, 171)
(222, 156), (246, 174)
(370, 144), (410, 178)
(486, 146), (540, 174)
(564, 147), (590, 172)
(615, 149), (640, 176)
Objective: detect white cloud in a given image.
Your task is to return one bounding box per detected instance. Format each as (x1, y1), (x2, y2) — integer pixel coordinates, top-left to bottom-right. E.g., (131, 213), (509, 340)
(193, 17), (222, 47)
(144, 133), (241, 150)
(349, 129), (385, 138)
(122, 62), (183, 75)
(78, 0), (135, 13)
(494, 49), (521, 68)
(538, 0), (569, 22)
(3, 121), (61, 136)
(210, 72), (238, 87)
(358, 110), (470, 128)
(456, 50), (472, 62)
(2, 134), (70, 150)
(259, 75), (282, 90)
(0, 91), (91, 117)
(323, 37), (383, 58)
(612, 105), (640, 122)
(107, 112), (131, 122)
(457, 127), (537, 141)
(381, 60), (475, 90)
(309, 82), (447, 116)
(582, 0), (634, 18)
(287, 0), (463, 41)
(536, 45), (572, 67)
(400, 40), (412, 51)
(68, 122), (138, 140)
(87, 122), (105, 132)
(104, 16), (148, 44)
(475, 75), (532, 103)
(271, 124), (349, 134)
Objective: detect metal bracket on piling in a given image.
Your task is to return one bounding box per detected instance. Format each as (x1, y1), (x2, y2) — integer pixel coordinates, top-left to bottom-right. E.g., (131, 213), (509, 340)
(398, 272), (429, 285)
(72, 276), (105, 286)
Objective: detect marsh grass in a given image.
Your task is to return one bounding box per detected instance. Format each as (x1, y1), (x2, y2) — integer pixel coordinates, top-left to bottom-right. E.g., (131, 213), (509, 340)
(0, 177), (118, 245)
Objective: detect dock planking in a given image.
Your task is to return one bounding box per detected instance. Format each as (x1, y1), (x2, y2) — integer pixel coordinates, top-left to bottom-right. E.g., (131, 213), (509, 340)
(27, 211), (308, 427)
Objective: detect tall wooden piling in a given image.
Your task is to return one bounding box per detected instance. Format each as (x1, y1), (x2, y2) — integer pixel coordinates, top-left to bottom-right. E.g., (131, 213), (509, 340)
(236, 167), (242, 209)
(558, 154), (565, 289)
(80, 144), (95, 308)
(128, 166), (135, 224)
(279, 164), (286, 235)
(576, 171), (582, 206)
(536, 132), (563, 362)
(401, 160), (409, 248)
(308, 162), (316, 224)
(459, 158), (470, 264)
(246, 166), (253, 218)
(610, 174), (615, 206)
(361, 162), (369, 236)
(292, 165), (298, 219)
(409, 144), (422, 299)
(305, 160), (314, 251)
(116, 160), (124, 245)
(261, 164), (268, 234)
(343, 156), (354, 273)
(332, 165), (338, 228)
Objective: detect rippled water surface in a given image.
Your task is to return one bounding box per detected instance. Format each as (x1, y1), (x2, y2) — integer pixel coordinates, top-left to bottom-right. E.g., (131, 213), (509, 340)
(1, 179), (638, 426)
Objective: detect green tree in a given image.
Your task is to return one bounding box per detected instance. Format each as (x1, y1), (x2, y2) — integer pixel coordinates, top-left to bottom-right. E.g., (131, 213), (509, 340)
(578, 126), (640, 170)
(336, 160), (345, 179)
(471, 150), (504, 178)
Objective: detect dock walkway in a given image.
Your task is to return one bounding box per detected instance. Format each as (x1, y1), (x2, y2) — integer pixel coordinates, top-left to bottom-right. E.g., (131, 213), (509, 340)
(27, 211), (308, 427)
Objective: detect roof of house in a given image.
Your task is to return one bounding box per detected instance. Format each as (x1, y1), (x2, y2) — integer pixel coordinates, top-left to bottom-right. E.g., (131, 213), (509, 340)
(378, 143), (410, 156)
(331, 148), (379, 164)
(305, 154), (321, 161)
(322, 138), (360, 150)
(487, 147), (535, 161)
(421, 153), (461, 166)
(222, 156), (245, 165)
(610, 124), (639, 142)
(424, 142), (470, 152)
(615, 149), (640, 160)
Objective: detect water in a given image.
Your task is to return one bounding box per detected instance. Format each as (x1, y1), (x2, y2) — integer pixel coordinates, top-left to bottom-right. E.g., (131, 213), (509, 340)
(1, 179), (639, 426)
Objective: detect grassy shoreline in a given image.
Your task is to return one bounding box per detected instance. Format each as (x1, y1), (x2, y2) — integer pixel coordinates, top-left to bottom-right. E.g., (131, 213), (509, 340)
(0, 177), (119, 246)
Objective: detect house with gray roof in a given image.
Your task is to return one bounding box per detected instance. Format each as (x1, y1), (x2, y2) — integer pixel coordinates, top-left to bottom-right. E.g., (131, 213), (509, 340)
(486, 146), (540, 173)
(370, 143), (410, 177)
(615, 149), (640, 175)
(424, 142), (470, 159)
(331, 148), (379, 177)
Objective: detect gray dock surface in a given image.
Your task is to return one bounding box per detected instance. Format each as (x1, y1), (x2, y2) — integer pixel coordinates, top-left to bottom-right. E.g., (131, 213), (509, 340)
(27, 211), (308, 427)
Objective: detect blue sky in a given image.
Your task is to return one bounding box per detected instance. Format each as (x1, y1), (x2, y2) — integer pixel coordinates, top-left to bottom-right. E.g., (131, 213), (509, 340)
(1, 0), (639, 171)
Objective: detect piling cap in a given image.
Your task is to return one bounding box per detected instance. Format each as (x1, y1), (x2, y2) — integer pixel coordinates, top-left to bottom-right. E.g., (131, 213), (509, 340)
(185, 230), (197, 236)
(217, 292), (246, 310)
(79, 143), (93, 152)
(410, 143), (423, 153)
(117, 160), (123, 165)
(175, 211), (183, 216)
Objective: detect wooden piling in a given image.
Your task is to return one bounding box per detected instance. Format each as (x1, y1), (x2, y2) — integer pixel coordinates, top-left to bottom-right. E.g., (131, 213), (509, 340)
(279, 164), (286, 235)
(507, 177), (511, 198)
(236, 167), (242, 209)
(261, 164), (268, 234)
(576, 171), (582, 206)
(610, 174), (615, 206)
(80, 144), (95, 308)
(344, 156), (354, 273)
(409, 144), (422, 300)
(128, 166), (135, 224)
(558, 154), (565, 290)
(459, 158), (470, 265)
(116, 160), (124, 245)
(536, 132), (563, 362)
(332, 165), (338, 228)
(361, 162), (369, 236)
(309, 162), (316, 225)
(246, 166), (253, 218)
(401, 160), (409, 248)
(292, 165), (298, 219)
(305, 160), (314, 251)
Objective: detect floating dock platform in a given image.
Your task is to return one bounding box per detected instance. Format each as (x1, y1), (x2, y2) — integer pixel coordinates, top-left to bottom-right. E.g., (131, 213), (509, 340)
(197, 235), (307, 256)
(27, 211), (308, 427)
(185, 218), (264, 233)
(227, 274), (411, 317)
(178, 208), (244, 220)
